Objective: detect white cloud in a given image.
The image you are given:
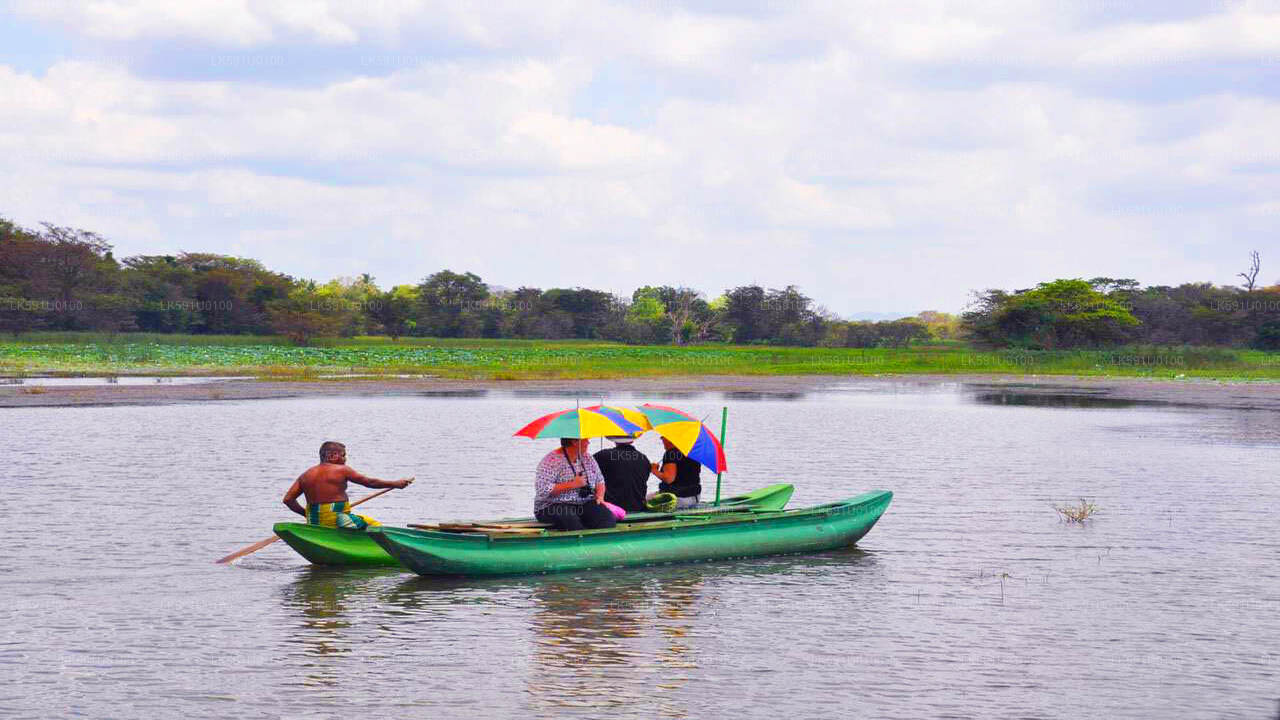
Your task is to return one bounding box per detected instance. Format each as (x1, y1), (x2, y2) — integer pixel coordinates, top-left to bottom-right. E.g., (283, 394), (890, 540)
(11, 0), (368, 44)
(14, 0), (275, 44)
(2, 1), (1278, 313)
(1075, 9), (1280, 66)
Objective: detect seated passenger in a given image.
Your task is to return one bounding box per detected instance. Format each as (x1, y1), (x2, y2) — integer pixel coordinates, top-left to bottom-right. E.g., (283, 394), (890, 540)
(650, 438), (702, 509)
(593, 435), (651, 513)
(534, 438), (618, 531)
(283, 441), (413, 530)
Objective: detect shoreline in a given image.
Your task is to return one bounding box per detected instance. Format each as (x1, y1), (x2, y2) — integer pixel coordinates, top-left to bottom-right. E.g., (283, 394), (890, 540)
(6, 373), (1280, 410)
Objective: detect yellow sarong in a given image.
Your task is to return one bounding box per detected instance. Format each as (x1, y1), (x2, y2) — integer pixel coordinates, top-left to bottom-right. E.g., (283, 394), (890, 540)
(307, 501), (381, 531)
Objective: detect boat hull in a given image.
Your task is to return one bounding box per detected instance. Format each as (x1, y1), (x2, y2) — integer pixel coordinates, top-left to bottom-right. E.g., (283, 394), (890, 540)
(273, 483), (796, 567)
(369, 490), (892, 577)
(272, 522), (397, 566)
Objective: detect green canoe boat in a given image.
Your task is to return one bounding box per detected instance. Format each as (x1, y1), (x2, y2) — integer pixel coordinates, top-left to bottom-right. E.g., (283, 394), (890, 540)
(368, 489), (892, 577)
(273, 483), (796, 567)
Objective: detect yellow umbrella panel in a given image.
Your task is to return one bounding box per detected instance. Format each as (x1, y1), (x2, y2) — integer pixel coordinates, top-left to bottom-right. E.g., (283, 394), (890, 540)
(636, 404), (727, 473)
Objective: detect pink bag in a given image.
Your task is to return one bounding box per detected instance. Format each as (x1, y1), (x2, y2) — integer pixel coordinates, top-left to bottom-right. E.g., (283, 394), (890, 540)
(602, 501), (627, 521)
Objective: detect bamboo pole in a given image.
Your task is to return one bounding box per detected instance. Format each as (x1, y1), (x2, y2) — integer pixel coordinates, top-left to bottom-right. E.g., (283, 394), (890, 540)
(714, 406), (727, 506)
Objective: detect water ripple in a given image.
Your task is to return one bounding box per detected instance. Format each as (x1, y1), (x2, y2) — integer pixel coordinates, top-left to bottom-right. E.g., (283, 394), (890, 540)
(2, 391), (1278, 718)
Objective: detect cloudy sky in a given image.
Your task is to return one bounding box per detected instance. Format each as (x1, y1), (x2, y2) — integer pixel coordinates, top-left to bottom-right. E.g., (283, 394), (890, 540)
(1, 1), (1277, 316)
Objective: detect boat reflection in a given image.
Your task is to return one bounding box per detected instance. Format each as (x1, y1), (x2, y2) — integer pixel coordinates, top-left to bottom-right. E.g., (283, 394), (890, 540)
(521, 548), (878, 716)
(283, 546), (882, 711)
(279, 566), (402, 688)
(524, 565), (705, 718)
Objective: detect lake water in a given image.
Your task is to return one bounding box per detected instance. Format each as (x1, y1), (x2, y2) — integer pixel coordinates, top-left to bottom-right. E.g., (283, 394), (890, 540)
(2, 382), (1278, 718)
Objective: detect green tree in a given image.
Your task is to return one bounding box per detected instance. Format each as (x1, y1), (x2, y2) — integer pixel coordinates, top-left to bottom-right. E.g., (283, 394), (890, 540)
(121, 252), (293, 334)
(1252, 320), (1280, 350)
(369, 285), (418, 340)
(916, 311), (959, 340)
(633, 286), (708, 344)
(415, 270), (489, 337)
(498, 287), (559, 338)
(767, 286), (825, 346)
(122, 255), (200, 332)
(1126, 283), (1244, 345)
(0, 296), (48, 337)
(23, 224), (125, 330)
(541, 288), (622, 339)
(183, 254), (293, 334)
(628, 294), (666, 323)
(697, 294), (731, 342)
(86, 292), (139, 336)
(315, 275), (380, 337)
(964, 279), (1139, 349)
(622, 291), (669, 344)
(878, 318), (931, 347)
(266, 287), (345, 345)
(0, 219), (49, 336)
(724, 285), (768, 343)
(720, 284), (825, 345)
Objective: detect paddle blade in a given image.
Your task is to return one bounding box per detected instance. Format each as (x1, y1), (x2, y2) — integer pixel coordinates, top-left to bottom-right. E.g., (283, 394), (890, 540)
(215, 535), (280, 564)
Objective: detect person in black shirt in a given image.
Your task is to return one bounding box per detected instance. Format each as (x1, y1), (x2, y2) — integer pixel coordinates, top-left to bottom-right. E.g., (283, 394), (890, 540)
(650, 437), (702, 509)
(593, 436), (651, 513)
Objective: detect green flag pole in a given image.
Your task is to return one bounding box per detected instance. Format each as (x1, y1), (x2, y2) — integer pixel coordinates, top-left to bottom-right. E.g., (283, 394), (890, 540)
(714, 406), (727, 506)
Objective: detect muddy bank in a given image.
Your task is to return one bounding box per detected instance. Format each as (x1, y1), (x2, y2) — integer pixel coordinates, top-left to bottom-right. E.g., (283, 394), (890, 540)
(5, 373), (1280, 410)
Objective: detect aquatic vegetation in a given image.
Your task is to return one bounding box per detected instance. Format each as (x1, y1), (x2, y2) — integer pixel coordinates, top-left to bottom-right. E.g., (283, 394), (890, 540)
(1054, 498), (1100, 523)
(2, 336), (1280, 380)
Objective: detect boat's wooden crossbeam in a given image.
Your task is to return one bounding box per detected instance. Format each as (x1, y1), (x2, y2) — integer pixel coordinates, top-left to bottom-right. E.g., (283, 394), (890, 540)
(408, 522), (547, 535)
(408, 506), (762, 534)
(407, 507), (790, 538)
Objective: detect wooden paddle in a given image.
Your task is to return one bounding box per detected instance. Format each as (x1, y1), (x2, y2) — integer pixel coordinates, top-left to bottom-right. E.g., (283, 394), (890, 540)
(215, 485), (402, 564)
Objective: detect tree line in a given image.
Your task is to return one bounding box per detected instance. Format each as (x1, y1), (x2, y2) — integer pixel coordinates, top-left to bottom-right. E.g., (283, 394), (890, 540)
(0, 217), (947, 346)
(962, 274), (1280, 350)
(5, 217), (1272, 349)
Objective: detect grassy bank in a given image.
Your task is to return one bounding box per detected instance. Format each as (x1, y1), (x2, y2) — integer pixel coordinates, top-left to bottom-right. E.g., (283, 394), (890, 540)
(2, 333), (1279, 380)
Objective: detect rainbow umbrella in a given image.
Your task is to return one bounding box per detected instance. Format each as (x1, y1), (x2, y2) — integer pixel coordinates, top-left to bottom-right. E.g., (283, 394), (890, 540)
(584, 404), (653, 435)
(637, 404), (728, 473)
(514, 407), (645, 440)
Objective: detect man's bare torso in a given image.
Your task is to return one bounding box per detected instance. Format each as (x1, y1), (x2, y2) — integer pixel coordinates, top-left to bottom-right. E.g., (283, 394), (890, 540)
(283, 448), (410, 519)
(297, 462), (357, 505)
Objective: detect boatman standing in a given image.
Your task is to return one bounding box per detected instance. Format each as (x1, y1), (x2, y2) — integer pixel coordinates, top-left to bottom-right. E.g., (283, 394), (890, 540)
(283, 441), (413, 530)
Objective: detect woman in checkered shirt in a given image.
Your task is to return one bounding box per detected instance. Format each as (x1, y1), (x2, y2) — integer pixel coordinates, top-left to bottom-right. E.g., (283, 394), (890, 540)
(533, 438), (618, 531)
